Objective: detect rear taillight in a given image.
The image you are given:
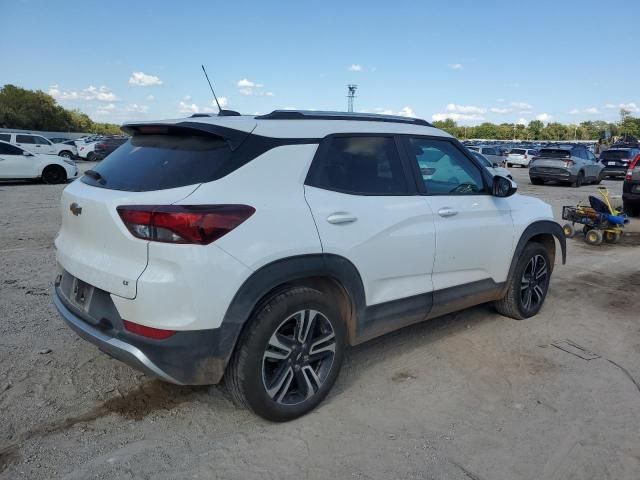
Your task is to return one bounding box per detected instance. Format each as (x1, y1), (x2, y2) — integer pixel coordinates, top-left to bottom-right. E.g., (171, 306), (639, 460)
(563, 160), (575, 168)
(626, 154), (640, 180)
(123, 320), (176, 339)
(117, 205), (255, 245)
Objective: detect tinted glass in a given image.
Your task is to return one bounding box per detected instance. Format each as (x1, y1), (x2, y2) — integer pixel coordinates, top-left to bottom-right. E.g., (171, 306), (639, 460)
(0, 134), (10, 142)
(510, 149), (526, 155)
(408, 138), (485, 195)
(34, 136), (51, 145)
(309, 136), (408, 195)
(483, 147), (497, 156)
(82, 134), (233, 192)
(470, 150), (491, 167)
(539, 149), (571, 159)
(0, 143), (23, 155)
(16, 135), (36, 144)
(601, 150), (632, 160)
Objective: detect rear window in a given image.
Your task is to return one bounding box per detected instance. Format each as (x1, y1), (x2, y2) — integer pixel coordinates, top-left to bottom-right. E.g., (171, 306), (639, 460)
(81, 134), (233, 191)
(601, 150), (632, 160)
(510, 149), (526, 155)
(538, 149), (571, 159)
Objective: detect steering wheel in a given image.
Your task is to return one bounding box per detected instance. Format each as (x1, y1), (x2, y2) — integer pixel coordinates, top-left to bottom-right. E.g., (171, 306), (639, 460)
(450, 183), (476, 194)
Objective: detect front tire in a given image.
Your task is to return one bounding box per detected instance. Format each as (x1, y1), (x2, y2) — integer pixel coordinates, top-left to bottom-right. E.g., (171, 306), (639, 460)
(226, 287), (346, 421)
(571, 171), (584, 188)
(494, 242), (552, 320)
(42, 165), (67, 184)
(58, 151), (72, 159)
(86, 152), (97, 162)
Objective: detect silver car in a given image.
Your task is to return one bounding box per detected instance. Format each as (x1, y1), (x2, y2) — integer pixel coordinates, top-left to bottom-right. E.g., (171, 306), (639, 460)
(529, 146), (604, 187)
(467, 146), (504, 167)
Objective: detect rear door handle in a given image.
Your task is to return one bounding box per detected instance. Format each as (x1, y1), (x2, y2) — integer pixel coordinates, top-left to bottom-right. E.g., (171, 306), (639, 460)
(327, 212), (357, 224)
(438, 207), (458, 218)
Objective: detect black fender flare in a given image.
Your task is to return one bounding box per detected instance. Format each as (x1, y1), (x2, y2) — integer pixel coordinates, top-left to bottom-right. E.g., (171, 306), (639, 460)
(218, 254), (366, 360)
(505, 220), (566, 290)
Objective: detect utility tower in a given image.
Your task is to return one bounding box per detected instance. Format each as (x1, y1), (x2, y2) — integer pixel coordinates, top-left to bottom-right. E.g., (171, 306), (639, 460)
(347, 84), (358, 112)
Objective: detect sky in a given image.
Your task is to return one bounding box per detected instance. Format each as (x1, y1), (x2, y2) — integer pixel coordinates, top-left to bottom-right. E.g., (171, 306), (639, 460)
(1, 0), (639, 126)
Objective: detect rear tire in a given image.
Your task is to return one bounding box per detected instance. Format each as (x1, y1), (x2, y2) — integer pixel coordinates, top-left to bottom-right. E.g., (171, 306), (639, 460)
(42, 165), (67, 184)
(571, 171), (584, 188)
(603, 231), (621, 244)
(494, 242), (552, 320)
(226, 287), (346, 421)
(86, 152), (97, 162)
(506, 163), (512, 168)
(58, 151), (72, 159)
(623, 202), (638, 217)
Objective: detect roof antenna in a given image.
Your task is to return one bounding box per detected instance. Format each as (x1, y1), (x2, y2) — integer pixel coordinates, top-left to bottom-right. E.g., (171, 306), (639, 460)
(200, 65), (240, 117)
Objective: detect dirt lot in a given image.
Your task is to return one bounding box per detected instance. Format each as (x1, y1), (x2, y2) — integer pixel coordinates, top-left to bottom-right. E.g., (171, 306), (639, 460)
(1, 165), (639, 480)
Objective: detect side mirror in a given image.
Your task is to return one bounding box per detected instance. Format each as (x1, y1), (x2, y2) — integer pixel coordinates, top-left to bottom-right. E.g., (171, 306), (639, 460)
(492, 175), (517, 197)
(23, 151), (34, 157)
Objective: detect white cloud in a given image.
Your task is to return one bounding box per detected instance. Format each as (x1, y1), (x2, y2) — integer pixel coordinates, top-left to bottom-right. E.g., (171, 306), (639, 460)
(203, 97), (229, 111)
(237, 78), (270, 96)
(432, 112), (485, 123)
(536, 113), (552, 122)
(510, 101), (533, 110)
(568, 108), (580, 114)
(604, 102), (639, 112)
(570, 107), (600, 115)
(128, 72), (163, 87)
(490, 107), (512, 114)
(102, 103), (116, 111)
(146, 95), (155, 101)
(178, 101), (200, 114)
(447, 63), (463, 70)
(374, 106), (416, 117)
(517, 118), (527, 125)
(126, 104), (148, 113)
(183, 95), (192, 101)
(48, 84), (118, 102)
(348, 64), (363, 72)
(446, 103), (486, 114)
(584, 107), (599, 114)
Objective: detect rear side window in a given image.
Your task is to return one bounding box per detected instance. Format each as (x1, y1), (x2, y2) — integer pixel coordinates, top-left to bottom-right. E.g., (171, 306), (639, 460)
(0, 133), (10, 142)
(307, 136), (409, 195)
(16, 135), (36, 144)
(511, 149), (526, 155)
(539, 149), (571, 159)
(82, 134), (233, 191)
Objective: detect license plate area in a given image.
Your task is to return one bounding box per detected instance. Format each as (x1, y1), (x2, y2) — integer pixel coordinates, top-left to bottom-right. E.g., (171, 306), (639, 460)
(608, 162), (616, 166)
(70, 277), (95, 312)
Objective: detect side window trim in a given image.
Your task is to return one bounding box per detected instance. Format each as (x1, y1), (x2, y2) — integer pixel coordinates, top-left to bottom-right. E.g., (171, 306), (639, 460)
(304, 133), (418, 196)
(397, 135), (492, 196)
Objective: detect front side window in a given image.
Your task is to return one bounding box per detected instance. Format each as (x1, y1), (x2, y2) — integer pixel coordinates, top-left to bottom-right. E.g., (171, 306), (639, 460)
(16, 135), (36, 144)
(307, 136), (409, 195)
(34, 136), (52, 145)
(0, 134), (10, 142)
(406, 138), (485, 195)
(0, 143), (23, 155)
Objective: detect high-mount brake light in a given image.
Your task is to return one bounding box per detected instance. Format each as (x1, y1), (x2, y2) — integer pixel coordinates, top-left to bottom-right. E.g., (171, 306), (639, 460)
(117, 205), (255, 245)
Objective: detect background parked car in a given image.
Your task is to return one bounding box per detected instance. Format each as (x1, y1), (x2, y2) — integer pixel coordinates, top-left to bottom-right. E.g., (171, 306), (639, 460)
(468, 150), (513, 179)
(467, 146), (504, 166)
(529, 146), (604, 187)
(506, 148), (538, 168)
(48, 137), (71, 144)
(0, 132), (77, 158)
(0, 140), (78, 183)
(93, 137), (128, 160)
(600, 147), (640, 179)
(77, 141), (99, 161)
(623, 154), (640, 216)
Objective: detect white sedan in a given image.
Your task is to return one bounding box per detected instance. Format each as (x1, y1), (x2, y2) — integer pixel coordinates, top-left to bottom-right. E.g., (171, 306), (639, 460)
(506, 148), (538, 168)
(0, 140), (79, 183)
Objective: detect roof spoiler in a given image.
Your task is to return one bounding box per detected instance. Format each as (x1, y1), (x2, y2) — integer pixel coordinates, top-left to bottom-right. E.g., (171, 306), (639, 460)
(121, 121), (254, 151)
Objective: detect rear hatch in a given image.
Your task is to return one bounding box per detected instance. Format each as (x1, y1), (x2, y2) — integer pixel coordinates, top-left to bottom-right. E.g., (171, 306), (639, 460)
(508, 148), (527, 160)
(601, 150), (631, 168)
(531, 148), (572, 168)
(55, 125), (247, 299)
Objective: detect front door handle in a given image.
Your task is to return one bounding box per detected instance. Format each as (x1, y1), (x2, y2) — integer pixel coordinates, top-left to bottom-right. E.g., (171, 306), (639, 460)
(327, 212), (358, 224)
(438, 207), (458, 218)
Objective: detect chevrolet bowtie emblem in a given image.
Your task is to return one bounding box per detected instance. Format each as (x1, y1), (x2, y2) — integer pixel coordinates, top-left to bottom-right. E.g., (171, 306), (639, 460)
(70, 202), (82, 216)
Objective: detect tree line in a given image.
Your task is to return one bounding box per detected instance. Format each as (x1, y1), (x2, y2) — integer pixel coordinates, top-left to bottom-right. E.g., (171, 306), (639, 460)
(0, 84), (121, 135)
(432, 114), (640, 141)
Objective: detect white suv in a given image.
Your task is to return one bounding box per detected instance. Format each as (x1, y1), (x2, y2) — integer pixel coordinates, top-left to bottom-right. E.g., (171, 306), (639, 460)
(53, 111), (565, 421)
(0, 132), (77, 158)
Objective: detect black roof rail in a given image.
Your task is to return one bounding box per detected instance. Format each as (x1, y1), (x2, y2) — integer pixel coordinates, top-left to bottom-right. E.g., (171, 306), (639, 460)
(255, 110), (433, 127)
(190, 110), (241, 118)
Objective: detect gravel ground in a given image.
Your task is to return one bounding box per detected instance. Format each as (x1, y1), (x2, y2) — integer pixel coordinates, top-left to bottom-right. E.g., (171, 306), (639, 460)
(1, 164), (639, 479)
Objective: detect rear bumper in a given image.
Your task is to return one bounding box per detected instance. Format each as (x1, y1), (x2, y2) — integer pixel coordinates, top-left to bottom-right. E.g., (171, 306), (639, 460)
(602, 167), (627, 177)
(622, 190), (640, 205)
(53, 283), (238, 385)
(529, 168), (574, 182)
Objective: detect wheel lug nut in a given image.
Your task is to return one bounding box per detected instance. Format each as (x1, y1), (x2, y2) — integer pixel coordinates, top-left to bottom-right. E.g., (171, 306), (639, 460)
(294, 365), (301, 372)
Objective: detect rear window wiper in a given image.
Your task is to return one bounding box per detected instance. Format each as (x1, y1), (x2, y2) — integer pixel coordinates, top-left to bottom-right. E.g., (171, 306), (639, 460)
(85, 169), (106, 185)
